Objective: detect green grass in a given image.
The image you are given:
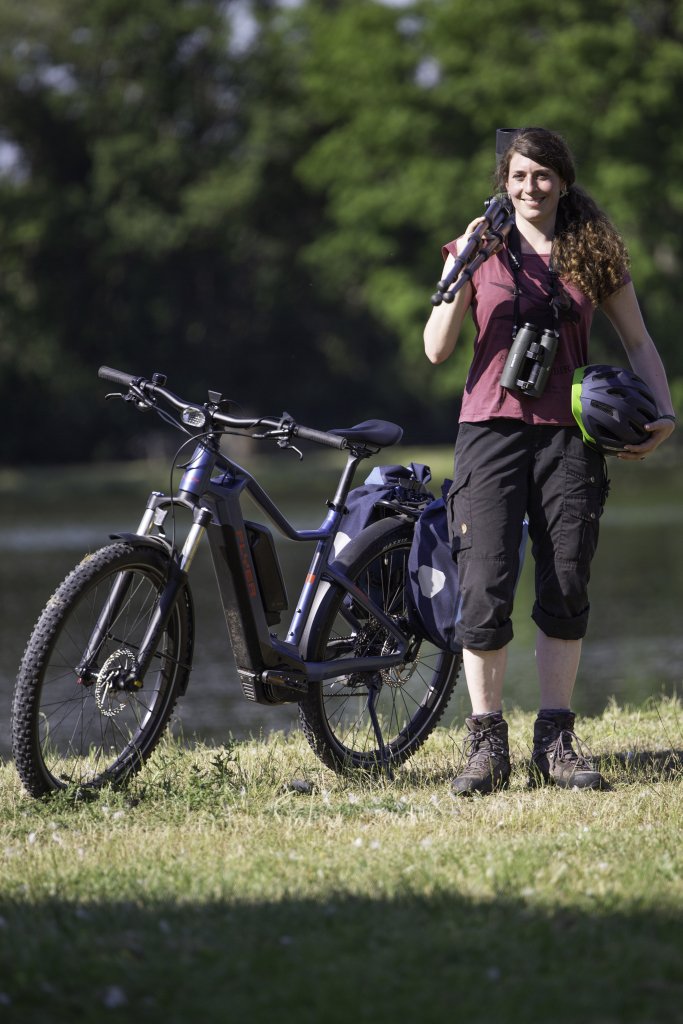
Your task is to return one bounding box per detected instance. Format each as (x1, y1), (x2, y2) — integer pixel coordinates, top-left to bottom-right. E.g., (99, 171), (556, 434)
(0, 698), (682, 1023)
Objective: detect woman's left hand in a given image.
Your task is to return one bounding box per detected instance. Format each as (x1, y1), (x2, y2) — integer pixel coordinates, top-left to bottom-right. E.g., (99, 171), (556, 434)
(618, 418), (676, 461)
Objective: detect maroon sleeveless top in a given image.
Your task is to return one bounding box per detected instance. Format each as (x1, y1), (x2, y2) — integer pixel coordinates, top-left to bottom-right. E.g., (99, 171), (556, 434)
(441, 239), (624, 425)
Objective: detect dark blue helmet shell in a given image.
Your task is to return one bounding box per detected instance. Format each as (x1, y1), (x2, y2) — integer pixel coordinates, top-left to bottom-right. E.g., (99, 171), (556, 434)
(571, 365), (658, 455)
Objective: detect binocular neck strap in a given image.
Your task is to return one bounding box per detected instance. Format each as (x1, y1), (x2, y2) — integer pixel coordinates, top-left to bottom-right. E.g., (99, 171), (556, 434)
(507, 225), (561, 336)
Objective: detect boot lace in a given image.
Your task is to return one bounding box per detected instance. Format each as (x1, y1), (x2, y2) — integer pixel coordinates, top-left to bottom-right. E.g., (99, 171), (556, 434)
(461, 722), (507, 774)
(546, 726), (594, 771)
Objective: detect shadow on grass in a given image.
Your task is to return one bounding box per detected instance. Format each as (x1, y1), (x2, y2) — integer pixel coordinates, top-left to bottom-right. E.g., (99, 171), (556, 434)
(402, 747), (683, 789)
(1, 891), (681, 1024)
(600, 748), (683, 781)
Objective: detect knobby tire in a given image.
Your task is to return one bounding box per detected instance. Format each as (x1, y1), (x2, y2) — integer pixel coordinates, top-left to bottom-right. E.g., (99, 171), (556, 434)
(12, 542), (193, 796)
(298, 517), (461, 772)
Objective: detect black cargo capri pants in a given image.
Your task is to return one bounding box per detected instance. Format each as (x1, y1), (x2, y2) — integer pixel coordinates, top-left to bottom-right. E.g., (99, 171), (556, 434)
(447, 420), (609, 651)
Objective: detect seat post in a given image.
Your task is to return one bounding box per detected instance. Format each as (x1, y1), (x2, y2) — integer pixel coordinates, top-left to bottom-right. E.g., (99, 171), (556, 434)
(329, 449), (367, 512)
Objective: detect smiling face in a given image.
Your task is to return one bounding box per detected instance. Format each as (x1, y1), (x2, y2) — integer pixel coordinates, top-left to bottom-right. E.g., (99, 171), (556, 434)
(506, 152), (566, 233)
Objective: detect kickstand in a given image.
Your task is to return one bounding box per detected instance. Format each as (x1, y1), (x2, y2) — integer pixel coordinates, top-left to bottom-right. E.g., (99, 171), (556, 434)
(366, 673), (394, 779)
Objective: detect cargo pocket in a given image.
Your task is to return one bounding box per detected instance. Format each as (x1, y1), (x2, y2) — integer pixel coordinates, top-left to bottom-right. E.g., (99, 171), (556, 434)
(561, 452), (607, 564)
(447, 471), (473, 556)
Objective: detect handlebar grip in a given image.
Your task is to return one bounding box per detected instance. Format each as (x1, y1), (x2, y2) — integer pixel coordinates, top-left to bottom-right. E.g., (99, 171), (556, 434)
(98, 366), (138, 387)
(293, 424), (347, 450)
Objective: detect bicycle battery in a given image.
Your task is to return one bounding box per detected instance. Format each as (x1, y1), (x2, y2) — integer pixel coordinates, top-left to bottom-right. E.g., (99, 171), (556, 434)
(245, 521), (288, 625)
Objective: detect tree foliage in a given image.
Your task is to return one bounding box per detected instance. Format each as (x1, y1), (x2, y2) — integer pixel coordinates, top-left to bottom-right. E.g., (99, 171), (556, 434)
(0, 0), (681, 463)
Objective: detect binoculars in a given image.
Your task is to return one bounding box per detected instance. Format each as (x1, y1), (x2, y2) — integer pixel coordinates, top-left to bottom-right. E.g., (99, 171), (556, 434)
(500, 323), (558, 398)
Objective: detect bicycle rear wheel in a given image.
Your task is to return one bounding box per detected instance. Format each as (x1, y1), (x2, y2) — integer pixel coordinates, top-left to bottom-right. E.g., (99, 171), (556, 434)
(12, 542), (193, 796)
(299, 517), (461, 772)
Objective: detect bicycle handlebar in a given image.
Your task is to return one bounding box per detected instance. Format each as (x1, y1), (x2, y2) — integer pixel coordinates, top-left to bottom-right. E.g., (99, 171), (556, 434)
(98, 366), (348, 451)
(99, 366), (138, 388)
(291, 424), (346, 450)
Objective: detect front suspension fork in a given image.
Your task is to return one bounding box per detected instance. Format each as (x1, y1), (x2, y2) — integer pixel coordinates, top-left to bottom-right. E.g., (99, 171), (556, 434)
(77, 507), (211, 689)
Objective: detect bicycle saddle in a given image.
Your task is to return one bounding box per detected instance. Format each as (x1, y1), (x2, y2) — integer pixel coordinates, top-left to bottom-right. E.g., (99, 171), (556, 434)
(330, 419), (403, 448)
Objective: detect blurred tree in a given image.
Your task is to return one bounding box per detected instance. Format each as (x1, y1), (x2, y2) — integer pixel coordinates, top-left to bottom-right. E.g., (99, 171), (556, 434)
(0, 0), (681, 463)
(0, 0), (407, 461)
(289, 0), (683, 415)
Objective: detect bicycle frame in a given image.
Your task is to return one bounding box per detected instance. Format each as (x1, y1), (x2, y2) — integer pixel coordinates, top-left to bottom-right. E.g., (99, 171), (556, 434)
(98, 432), (410, 705)
(9, 365), (465, 794)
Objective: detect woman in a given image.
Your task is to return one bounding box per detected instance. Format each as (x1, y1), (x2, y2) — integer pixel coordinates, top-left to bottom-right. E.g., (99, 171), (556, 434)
(423, 127), (676, 795)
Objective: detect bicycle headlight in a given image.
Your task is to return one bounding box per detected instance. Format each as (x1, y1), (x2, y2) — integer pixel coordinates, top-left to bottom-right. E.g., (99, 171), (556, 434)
(182, 407), (206, 429)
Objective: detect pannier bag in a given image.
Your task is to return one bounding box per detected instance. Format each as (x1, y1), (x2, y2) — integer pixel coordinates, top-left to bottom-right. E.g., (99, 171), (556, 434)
(333, 462), (433, 561)
(337, 465), (527, 655)
(407, 481), (528, 653)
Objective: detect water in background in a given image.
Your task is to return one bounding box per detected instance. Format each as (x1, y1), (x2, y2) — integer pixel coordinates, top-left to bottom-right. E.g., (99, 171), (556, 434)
(1, 455), (681, 761)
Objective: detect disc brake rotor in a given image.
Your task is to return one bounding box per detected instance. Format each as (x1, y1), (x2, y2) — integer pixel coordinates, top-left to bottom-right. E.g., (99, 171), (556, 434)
(95, 648), (136, 717)
(348, 620), (415, 689)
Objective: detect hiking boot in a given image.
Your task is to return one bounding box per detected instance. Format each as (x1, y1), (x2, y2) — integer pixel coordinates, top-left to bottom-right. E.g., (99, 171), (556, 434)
(451, 714), (511, 796)
(529, 710), (608, 790)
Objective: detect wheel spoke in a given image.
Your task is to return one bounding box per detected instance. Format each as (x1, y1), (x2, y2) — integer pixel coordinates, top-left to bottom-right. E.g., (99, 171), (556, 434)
(299, 523), (461, 771)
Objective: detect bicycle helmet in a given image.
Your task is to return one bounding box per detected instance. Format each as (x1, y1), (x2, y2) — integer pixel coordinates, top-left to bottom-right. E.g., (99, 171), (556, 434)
(571, 364), (658, 455)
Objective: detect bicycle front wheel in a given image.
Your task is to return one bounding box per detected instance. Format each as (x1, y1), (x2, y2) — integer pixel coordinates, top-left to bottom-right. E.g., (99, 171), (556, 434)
(12, 542), (193, 796)
(299, 517), (461, 772)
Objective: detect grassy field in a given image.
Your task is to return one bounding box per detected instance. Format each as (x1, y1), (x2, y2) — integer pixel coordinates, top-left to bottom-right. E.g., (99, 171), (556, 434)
(0, 698), (681, 1023)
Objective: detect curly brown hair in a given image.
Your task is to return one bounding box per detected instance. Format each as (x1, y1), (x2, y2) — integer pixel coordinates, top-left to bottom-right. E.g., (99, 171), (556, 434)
(494, 127), (630, 306)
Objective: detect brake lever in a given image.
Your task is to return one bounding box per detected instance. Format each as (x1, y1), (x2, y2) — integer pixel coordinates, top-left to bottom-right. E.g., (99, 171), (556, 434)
(104, 388), (153, 410)
(246, 420), (302, 459)
(274, 413), (304, 459)
(260, 428), (303, 459)
(128, 391), (156, 411)
(277, 438), (303, 460)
